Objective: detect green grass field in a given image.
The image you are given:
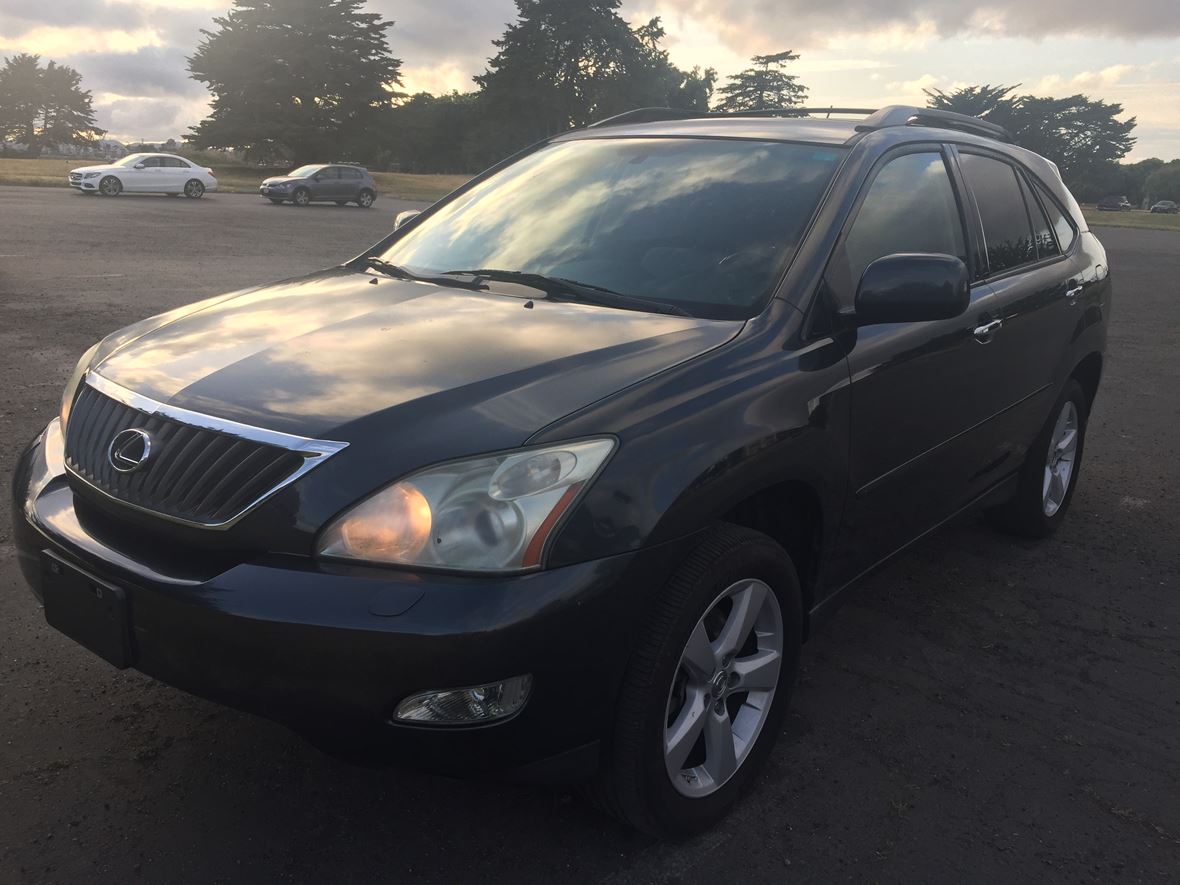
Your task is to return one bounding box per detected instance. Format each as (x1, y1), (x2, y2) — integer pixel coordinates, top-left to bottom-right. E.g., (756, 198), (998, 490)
(1081, 207), (1180, 232)
(0, 157), (469, 203)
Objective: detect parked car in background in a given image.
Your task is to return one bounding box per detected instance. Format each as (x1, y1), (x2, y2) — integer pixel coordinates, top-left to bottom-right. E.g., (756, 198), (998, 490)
(1149, 200), (1179, 214)
(68, 153), (217, 198)
(17, 106), (1109, 838)
(259, 164), (377, 207)
(1096, 195), (1132, 211)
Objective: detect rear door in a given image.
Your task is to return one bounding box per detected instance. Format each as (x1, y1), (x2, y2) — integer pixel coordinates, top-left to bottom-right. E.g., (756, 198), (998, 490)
(824, 146), (1012, 585)
(160, 157), (190, 192)
(952, 149), (1082, 468)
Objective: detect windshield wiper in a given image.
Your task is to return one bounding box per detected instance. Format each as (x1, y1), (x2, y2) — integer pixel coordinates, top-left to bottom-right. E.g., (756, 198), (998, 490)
(358, 257), (487, 291)
(442, 269), (693, 317)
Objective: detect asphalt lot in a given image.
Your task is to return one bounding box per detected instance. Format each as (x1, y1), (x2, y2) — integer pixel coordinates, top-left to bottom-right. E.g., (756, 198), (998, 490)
(1, 185), (1178, 884)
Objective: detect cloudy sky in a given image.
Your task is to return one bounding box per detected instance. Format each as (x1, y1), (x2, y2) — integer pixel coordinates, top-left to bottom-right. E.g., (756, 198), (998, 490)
(1, 0), (1178, 159)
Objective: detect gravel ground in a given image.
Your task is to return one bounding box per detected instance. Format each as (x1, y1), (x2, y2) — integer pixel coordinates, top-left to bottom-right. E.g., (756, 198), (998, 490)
(1, 186), (1177, 884)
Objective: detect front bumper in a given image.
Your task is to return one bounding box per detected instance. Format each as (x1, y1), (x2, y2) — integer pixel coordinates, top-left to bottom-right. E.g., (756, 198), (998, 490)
(13, 422), (679, 780)
(69, 176), (100, 191)
(259, 185), (292, 199)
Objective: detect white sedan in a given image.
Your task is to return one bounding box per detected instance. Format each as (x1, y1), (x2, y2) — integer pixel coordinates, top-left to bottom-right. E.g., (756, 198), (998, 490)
(68, 153), (218, 199)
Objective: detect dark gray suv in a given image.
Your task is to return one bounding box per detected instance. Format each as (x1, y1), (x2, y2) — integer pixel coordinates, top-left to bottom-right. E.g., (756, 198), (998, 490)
(260, 163), (377, 207)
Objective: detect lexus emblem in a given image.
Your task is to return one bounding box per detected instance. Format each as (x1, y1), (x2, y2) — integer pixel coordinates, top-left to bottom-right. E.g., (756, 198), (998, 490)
(108, 428), (153, 473)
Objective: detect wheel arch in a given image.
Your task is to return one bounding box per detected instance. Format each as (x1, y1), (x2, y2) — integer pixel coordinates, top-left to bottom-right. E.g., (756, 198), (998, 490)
(717, 480), (824, 638)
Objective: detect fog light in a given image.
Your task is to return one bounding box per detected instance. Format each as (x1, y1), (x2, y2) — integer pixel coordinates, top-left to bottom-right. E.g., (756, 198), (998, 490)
(393, 674), (532, 725)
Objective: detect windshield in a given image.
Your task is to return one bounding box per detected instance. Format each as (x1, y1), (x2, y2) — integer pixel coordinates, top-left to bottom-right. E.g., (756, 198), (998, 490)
(115, 153), (150, 167)
(376, 138), (844, 319)
(288, 164), (325, 178)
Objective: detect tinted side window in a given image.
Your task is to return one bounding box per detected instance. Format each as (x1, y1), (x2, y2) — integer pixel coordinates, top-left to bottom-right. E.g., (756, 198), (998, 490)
(1019, 174), (1058, 259)
(959, 153), (1037, 274)
(1034, 182), (1076, 252)
(843, 151), (966, 289)
(140, 157), (161, 167)
(341, 167), (362, 180)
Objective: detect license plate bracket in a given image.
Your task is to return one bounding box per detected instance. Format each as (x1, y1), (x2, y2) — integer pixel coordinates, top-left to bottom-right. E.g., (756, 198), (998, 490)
(41, 551), (132, 669)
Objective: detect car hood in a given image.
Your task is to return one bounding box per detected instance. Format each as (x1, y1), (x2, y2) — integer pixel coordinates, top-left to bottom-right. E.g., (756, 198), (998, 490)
(91, 268), (742, 444)
(260, 176), (305, 186)
(71, 164), (122, 174)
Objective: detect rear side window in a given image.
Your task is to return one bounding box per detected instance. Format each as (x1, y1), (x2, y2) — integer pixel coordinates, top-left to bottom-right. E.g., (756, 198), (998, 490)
(1034, 182), (1076, 253)
(341, 167), (362, 180)
(959, 153), (1037, 274)
(842, 151), (967, 288)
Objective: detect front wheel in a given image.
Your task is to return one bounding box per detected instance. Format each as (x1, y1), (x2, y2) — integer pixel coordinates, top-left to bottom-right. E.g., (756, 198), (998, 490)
(292, 187), (311, 207)
(987, 379), (1089, 538)
(590, 524), (801, 837)
(183, 179), (205, 199)
(98, 176), (122, 197)
(356, 189), (375, 208)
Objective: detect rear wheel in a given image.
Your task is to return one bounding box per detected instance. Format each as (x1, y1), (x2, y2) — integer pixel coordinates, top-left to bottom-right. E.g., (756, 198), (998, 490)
(356, 189), (375, 208)
(292, 187), (311, 207)
(183, 179), (205, 199)
(590, 524), (801, 837)
(987, 379), (1089, 538)
(98, 176), (122, 197)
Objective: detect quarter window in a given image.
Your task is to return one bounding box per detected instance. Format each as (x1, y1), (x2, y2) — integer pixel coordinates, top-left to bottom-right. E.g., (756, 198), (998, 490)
(959, 153), (1038, 274)
(841, 151), (967, 291)
(1034, 181), (1076, 253)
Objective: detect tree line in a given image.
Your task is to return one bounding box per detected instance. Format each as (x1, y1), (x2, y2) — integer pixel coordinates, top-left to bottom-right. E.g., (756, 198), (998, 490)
(2, 0), (1178, 203)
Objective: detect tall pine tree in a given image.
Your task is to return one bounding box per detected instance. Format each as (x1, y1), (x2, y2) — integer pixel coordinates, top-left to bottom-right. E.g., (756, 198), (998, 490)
(470, 1), (713, 166)
(0, 54), (103, 155)
(714, 51), (807, 113)
(187, 0), (402, 163)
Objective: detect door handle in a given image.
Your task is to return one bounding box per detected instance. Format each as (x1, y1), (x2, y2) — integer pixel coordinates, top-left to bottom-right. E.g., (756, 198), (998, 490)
(973, 318), (1003, 343)
(1065, 284), (1083, 306)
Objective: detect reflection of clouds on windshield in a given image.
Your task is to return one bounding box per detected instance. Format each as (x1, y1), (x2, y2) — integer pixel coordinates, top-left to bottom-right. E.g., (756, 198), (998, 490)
(383, 138), (842, 303)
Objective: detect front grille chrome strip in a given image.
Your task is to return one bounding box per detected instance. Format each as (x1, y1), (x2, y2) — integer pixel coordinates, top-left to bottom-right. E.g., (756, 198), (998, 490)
(65, 372), (348, 530)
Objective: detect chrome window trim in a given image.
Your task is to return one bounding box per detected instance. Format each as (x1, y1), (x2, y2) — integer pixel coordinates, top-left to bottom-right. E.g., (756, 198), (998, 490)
(65, 372), (348, 531)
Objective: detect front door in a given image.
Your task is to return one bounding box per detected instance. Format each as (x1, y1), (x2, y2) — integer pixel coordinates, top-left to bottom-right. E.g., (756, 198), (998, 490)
(824, 147), (1012, 586)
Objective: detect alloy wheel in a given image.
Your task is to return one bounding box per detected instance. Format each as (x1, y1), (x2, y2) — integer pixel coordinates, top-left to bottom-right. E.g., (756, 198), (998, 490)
(1043, 400), (1079, 516)
(99, 176), (121, 196)
(664, 578), (783, 798)
(184, 180), (205, 198)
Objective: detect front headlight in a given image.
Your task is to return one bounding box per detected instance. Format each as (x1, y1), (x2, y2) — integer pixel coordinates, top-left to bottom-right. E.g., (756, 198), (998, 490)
(59, 343), (100, 431)
(317, 438), (615, 572)
(82, 172), (101, 179)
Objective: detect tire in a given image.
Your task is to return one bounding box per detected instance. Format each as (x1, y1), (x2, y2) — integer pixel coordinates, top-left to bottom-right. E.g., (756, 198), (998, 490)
(292, 187), (311, 207)
(986, 379), (1089, 539)
(590, 524), (802, 837)
(98, 176), (122, 197)
(356, 189), (375, 208)
(183, 179), (205, 199)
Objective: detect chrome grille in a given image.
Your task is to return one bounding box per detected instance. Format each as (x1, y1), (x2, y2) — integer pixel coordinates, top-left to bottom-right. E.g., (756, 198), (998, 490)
(63, 377), (345, 528)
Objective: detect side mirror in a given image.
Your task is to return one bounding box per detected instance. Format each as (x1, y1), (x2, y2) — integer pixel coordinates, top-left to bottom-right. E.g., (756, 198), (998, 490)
(394, 210), (422, 230)
(134, 163), (146, 169)
(854, 254), (970, 326)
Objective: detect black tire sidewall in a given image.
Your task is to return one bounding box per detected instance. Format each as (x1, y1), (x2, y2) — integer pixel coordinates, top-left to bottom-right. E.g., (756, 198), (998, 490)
(293, 188), (310, 206)
(997, 379), (1089, 537)
(616, 528), (802, 836)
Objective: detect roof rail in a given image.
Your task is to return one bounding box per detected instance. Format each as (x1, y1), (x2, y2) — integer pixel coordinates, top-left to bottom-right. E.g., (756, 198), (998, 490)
(857, 106), (1012, 142)
(587, 104), (1011, 143)
(587, 107), (704, 128)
